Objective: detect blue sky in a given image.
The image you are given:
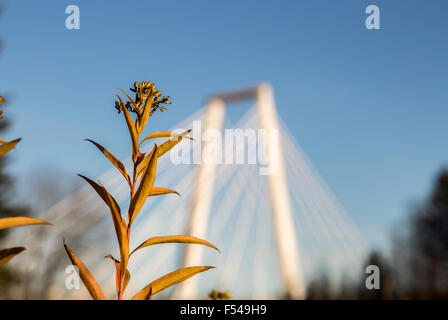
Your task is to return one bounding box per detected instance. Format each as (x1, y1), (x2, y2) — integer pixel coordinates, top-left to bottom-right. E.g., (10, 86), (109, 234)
(0, 0), (447, 250)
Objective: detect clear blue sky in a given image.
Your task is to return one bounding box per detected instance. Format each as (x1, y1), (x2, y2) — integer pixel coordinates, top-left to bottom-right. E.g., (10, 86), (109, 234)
(1, 0), (447, 250)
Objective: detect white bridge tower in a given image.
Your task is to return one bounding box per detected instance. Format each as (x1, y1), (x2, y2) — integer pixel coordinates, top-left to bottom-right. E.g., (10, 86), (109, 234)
(174, 83), (306, 299)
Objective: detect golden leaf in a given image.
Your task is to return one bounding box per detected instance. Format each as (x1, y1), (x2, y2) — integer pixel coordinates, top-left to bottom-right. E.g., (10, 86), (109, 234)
(156, 130), (192, 156)
(136, 149), (155, 178)
(105, 254), (131, 296)
(132, 266), (214, 300)
(0, 217), (51, 231)
(128, 144), (158, 225)
(0, 138), (21, 157)
(64, 241), (106, 300)
(0, 247), (26, 266)
(85, 139), (131, 187)
(119, 89), (141, 115)
(149, 187), (180, 197)
(136, 93), (154, 134)
(77, 175), (129, 272)
(136, 130), (190, 178)
(131, 235), (220, 256)
(116, 94), (139, 159)
(139, 130), (193, 146)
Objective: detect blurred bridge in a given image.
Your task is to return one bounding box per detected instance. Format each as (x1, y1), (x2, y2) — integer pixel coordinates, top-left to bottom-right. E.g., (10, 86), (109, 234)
(4, 83), (368, 299)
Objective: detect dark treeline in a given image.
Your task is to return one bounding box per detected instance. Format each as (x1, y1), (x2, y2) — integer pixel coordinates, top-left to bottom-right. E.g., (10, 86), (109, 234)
(308, 168), (448, 300)
(0, 100), (31, 298)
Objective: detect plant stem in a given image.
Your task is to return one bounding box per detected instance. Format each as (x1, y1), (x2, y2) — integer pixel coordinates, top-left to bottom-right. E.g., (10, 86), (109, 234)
(118, 275), (125, 300)
(118, 153), (138, 300)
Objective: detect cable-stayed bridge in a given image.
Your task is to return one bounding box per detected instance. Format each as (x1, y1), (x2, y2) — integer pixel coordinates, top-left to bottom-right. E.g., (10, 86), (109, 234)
(4, 84), (368, 299)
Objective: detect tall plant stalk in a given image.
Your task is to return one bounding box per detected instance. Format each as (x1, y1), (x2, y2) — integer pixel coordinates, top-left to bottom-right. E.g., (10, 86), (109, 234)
(64, 81), (219, 300)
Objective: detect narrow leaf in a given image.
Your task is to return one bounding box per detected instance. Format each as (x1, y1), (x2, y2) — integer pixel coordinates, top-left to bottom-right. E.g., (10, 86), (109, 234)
(0, 217), (51, 231)
(131, 235), (219, 256)
(77, 174), (109, 204)
(156, 130), (192, 157)
(140, 130), (192, 146)
(132, 266), (214, 300)
(116, 94), (139, 159)
(136, 130), (190, 178)
(0, 138), (21, 157)
(136, 148), (154, 178)
(105, 254), (131, 296)
(129, 144), (158, 225)
(0, 247), (25, 266)
(149, 187), (180, 197)
(119, 89), (141, 115)
(123, 269), (131, 294)
(64, 241), (105, 300)
(101, 183), (129, 274)
(85, 139), (131, 187)
(137, 94), (154, 134)
(77, 175), (129, 272)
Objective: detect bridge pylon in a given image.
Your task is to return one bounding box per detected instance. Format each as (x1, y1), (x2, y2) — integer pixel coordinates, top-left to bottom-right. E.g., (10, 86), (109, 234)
(173, 83), (306, 299)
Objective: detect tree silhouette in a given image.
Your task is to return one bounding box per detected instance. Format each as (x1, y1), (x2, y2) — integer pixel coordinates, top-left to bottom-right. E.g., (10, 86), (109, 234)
(408, 168), (448, 298)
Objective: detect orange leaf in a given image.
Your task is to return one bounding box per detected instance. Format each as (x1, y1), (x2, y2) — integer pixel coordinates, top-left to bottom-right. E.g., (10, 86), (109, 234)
(85, 139), (131, 187)
(136, 92), (154, 134)
(0, 217), (51, 231)
(149, 187), (180, 197)
(116, 94), (139, 159)
(136, 130), (190, 178)
(139, 130), (193, 146)
(128, 144), (158, 225)
(0, 138), (21, 157)
(64, 241), (105, 300)
(132, 266), (214, 300)
(0, 247), (26, 266)
(131, 235), (219, 256)
(105, 254), (131, 296)
(119, 89), (141, 115)
(78, 175), (129, 272)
